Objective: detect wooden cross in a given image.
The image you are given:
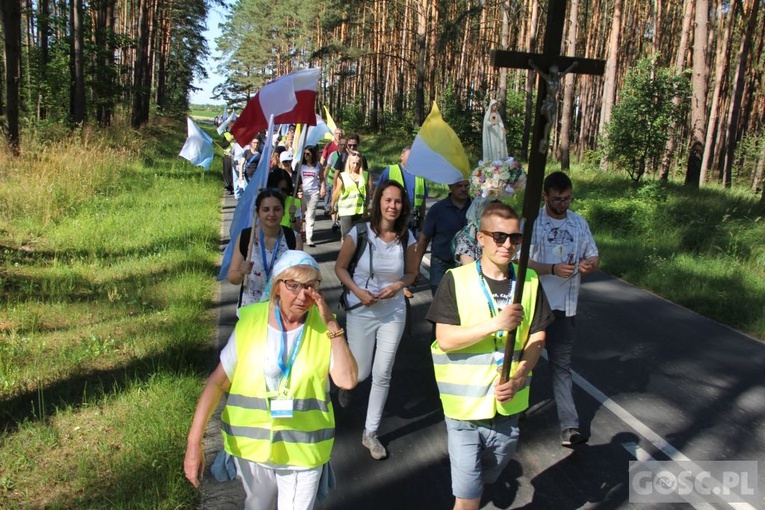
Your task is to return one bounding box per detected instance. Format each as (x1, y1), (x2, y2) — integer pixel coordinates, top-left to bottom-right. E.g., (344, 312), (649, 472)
(490, 0), (605, 383)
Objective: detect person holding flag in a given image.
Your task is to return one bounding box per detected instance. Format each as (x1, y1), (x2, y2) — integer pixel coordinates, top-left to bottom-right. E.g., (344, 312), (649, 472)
(228, 189), (302, 308)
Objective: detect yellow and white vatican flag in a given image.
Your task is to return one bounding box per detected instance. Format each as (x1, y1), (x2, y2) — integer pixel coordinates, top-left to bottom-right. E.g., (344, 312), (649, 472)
(323, 106), (338, 133)
(406, 102), (470, 184)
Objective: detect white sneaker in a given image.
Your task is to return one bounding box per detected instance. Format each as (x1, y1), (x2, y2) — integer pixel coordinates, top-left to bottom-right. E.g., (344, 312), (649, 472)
(362, 431), (387, 460)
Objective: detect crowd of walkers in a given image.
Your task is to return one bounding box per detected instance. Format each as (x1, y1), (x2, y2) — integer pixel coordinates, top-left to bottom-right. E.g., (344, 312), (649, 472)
(184, 121), (600, 510)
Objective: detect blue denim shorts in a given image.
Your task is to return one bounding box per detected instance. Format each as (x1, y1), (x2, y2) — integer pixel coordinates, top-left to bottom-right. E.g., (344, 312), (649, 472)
(445, 414), (520, 500)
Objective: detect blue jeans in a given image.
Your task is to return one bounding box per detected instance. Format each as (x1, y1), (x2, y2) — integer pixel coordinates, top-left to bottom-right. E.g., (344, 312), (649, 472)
(429, 256), (456, 295)
(546, 310), (578, 431)
(234, 173), (247, 200)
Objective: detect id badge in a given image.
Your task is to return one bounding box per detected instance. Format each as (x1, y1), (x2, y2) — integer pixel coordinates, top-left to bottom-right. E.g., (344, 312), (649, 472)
(270, 398), (294, 419)
(493, 351), (505, 373)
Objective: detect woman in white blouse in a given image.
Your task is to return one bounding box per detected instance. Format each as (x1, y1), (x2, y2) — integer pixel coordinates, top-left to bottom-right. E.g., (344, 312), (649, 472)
(334, 180), (418, 460)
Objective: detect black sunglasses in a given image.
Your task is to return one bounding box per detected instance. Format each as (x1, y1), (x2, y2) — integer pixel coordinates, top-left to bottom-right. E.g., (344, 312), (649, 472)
(480, 230), (523, 245)
(347, 143), (358, 148)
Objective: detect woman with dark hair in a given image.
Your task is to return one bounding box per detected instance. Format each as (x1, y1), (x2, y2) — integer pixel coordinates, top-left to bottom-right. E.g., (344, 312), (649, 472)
(268, 168), (302, 233)
(186, 251), (358, 509)
(334, 180), (418, 460)
(299, 145), (324, 247)
(229, 188), (302, 308)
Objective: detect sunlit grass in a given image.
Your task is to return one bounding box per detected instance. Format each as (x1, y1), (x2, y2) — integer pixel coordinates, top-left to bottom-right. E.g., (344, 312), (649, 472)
(571, 166), (765, 339)
(0, 117), (220, 508)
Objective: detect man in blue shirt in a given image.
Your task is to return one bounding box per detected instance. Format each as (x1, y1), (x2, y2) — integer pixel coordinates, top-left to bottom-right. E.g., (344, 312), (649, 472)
(415, 178), (471, 295)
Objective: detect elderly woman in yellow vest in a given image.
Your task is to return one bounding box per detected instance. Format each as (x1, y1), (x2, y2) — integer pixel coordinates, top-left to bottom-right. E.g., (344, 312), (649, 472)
(426, 203), (553, 509)
(184, 251), (358, 510)
(331, 151), (372, 240)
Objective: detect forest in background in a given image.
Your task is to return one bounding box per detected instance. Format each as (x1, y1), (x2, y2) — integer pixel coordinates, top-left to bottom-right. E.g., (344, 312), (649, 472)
(0, 0), (213, 141)
(0, 0), (764, 194)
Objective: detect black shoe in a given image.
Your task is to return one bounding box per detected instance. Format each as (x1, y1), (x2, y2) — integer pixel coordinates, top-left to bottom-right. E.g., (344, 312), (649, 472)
(561, 427), (586, 447)
(331, 222), (340, 232)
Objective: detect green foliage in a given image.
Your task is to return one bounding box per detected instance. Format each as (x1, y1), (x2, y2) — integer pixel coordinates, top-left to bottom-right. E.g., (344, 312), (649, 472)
(216, 0), (322, 105)
(159, 0), (210, 116)
(504, 89), (526, 157)
(438, 82), (482, 157)
(337, 99), (366, 134)
(571, 168), (765, 337)
(603, 56), (690, 182)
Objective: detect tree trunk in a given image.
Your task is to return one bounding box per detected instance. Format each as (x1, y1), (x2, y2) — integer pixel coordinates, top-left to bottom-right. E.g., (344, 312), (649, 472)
(39, 0), (50, 120)
(700, 0), (737, 185)
(70, 0), (86, 125)
(521, 0), (539, 159)
(753, 140), (765, 195)
(0, 0), (22, 153)
(558, 0), (579, 171)
(497, 0), (510, 118)
(685, 0), (709, 186)
(414, 0), (427, 128)
(598, 0), (623, 172)
(720, 0), (759, 188)
(660, 0), (694, 180)
(132, 0), (152, 128)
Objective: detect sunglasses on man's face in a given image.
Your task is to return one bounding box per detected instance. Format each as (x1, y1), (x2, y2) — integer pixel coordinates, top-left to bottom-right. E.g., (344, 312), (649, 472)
(347, 143), (358, 148)
(480, 230), (523, 246)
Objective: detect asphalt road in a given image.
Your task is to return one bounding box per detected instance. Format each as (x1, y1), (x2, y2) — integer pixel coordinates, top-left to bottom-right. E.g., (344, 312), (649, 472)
(201, 191), (765, 510)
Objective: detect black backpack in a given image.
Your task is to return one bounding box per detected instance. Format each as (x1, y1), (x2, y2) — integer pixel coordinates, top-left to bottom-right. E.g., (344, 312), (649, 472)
(339, 222), (408, 311)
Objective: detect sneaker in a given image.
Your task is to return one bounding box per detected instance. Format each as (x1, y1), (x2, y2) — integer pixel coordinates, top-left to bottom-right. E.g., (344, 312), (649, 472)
(362, 431), (387, 460)
(331, 221), (340, 232)
(561, 427), (586, 447)
(338, 389), (353, 408)
(307, 240), (316, 247)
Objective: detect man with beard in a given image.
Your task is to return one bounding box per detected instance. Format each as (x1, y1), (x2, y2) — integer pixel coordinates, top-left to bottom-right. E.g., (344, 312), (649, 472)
(528, 171), (600, 448)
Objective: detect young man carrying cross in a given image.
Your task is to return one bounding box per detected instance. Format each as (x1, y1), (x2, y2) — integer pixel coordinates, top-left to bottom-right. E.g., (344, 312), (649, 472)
(427, 202), (553, 510)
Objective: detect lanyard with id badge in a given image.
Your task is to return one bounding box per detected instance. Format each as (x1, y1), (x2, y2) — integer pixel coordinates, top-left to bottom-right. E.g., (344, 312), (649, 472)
(270, 305), (305, 419)
(475, 260), (516, 373)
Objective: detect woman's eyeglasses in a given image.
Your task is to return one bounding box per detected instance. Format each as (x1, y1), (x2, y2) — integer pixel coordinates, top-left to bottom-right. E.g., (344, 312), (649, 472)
(480, 231), (523, 246)
(280, 279), (320, 293)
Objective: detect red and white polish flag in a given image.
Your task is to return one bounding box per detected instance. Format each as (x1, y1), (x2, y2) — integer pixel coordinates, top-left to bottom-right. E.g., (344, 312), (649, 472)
(231, 68), (321, 146)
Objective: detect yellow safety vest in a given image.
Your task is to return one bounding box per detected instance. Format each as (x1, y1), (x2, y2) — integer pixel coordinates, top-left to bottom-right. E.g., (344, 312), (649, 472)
(223, 132), (235, 156)
(281, 196), (301, 229)
(388, 164), (425, 209)
(337, 171), (368, 216)
(222, 302), (334, 468)
(431, 262), (539, 421)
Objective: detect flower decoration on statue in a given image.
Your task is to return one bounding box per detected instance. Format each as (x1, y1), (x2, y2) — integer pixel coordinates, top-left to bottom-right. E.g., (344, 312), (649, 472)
(450, 157), (526, 264)
(469, 157), (526, 199)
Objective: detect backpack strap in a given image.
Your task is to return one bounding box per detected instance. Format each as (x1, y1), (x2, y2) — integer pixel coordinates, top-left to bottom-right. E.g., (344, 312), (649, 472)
(340, 223), (370, 311)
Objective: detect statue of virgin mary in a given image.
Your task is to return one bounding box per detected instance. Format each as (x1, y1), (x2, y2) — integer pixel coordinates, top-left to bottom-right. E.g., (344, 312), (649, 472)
(482, 99), (508, 162)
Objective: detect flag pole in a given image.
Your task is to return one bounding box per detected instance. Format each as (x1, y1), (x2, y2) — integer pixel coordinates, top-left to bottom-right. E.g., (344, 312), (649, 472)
(242, 115), (275, 288)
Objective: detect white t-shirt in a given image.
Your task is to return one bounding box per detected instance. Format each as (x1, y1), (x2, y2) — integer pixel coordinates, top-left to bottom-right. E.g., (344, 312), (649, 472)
(220, 326), (332, 392)
(344, 223), (415, 316)
(299, 163), (321, 194)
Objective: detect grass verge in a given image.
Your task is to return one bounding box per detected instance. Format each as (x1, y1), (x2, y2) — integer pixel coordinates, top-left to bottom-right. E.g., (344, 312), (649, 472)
(0, 118), (222, 508)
